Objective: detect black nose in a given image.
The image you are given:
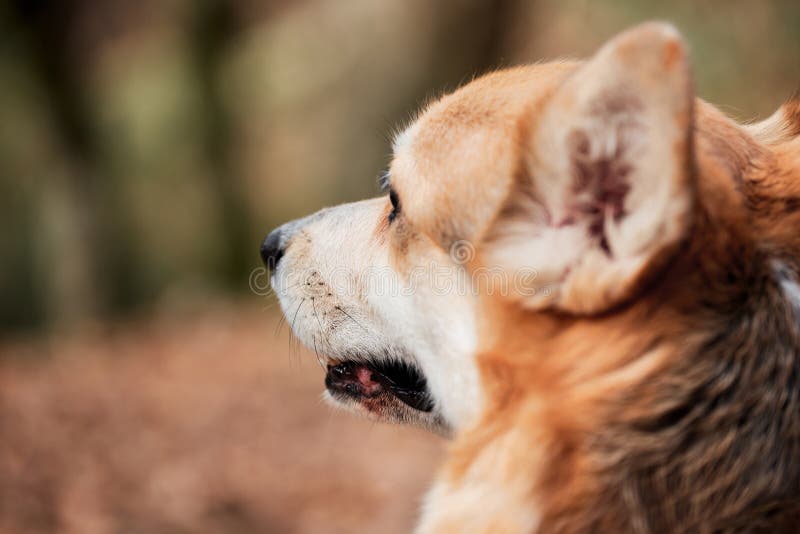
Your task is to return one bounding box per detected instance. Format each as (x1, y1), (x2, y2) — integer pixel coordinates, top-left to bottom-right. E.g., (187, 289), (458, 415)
(260, 229), (284, 270)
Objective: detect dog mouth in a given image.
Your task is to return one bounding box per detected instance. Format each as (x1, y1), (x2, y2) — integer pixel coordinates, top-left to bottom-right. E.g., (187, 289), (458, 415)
(324, 358), (434, 412)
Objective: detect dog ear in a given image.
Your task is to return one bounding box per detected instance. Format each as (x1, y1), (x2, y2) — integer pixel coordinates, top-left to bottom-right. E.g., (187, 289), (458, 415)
(485, 23), (694, 314)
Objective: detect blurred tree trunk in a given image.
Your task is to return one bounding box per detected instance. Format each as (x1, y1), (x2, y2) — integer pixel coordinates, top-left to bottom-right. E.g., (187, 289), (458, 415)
(191, 0), (254, 286)
(10, 0), (104, 329)
(430, 0), (526, 83)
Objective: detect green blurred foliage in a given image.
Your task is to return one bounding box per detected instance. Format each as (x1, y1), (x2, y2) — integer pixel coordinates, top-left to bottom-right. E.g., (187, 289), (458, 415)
(1, 0), (798, 334)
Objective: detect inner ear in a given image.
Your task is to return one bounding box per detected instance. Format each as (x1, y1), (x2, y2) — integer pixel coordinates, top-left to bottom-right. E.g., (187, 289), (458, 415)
(563, 94), (645, 255)
(485, 23), (694, 314)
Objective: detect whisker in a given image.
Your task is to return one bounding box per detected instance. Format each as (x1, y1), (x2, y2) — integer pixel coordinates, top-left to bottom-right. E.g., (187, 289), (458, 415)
(275, 300), (292, 339)
(282, 280), (307, 292)
(288, 298), (306, 362)
(312, 332), (325, 369)
(311, 299), (328, 369)
(335, 305), (369, 333)
(290, 298), (305, 333)
(274, 313), (287, 337)
(311, 298), (326, 333)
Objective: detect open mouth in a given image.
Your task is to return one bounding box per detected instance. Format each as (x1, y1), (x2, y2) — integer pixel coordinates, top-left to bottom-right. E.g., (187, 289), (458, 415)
(325, 358), (434, 412)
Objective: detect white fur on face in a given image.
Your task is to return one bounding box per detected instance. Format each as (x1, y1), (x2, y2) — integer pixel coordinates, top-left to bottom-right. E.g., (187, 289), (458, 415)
(271, 197), (482, 431)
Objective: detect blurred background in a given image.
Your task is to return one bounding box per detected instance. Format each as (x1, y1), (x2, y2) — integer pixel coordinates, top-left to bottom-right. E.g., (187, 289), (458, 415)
(0, 0), (798, 532)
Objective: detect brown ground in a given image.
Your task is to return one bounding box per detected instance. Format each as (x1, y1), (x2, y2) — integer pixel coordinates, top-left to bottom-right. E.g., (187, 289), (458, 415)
(0, 303), (443, 533)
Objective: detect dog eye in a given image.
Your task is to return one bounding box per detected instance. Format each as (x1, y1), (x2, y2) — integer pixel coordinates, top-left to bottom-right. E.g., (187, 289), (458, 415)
(388, 188), (400, 223)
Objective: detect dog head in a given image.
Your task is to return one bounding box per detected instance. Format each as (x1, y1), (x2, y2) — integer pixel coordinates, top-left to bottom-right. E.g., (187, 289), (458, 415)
(262, 22), (798, 438)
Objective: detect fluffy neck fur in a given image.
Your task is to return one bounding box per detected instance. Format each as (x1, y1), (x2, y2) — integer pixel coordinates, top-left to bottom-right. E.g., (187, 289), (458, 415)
(452, 98), (800, 533)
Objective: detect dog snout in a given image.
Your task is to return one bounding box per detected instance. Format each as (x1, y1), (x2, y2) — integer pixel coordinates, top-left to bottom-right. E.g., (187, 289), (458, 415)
(260, 228), (285, 270)
(260, 210), (331, 270)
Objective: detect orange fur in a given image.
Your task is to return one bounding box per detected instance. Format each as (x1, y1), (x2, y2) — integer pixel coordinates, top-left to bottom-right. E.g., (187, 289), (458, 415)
(400, 26), (800, 533)
(270, 22), (800, 533)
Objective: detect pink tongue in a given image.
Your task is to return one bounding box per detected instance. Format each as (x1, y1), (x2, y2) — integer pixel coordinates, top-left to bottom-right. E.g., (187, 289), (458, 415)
(356, 366), (383, 395)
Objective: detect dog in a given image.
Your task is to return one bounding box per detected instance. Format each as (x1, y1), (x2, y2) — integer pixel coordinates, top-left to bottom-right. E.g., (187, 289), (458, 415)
(261, 22), (800, 533)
